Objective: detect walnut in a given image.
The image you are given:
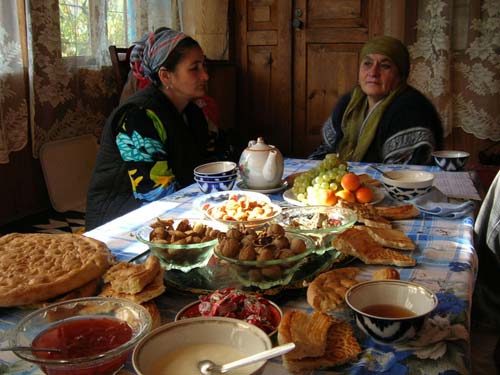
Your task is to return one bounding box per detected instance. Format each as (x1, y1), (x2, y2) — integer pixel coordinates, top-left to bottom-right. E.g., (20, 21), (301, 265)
(238, 246), (257, 261)
(290, 237), (307, 254)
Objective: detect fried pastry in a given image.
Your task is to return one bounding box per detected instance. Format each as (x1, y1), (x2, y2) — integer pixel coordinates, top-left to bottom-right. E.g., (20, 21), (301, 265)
(103, 255), (161, 294)
(374, 204), (420, 220)
(373, 267), (400, 280)
(307, 267), (359, 312)
(358, 225), (416, 250)
(337, 200), (392, 228)
(332, 228), (416, 267)
(279, 311), (361, 372)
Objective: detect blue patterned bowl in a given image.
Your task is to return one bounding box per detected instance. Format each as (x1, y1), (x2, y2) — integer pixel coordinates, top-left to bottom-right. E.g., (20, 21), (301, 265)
(194, 175), (237, 194)
(193, 172), (238, 182)
(345, 280), (438, 344)
(431, 150), (470, 171)
(194, 161), (237, 176)
(381, 170), (434, 201)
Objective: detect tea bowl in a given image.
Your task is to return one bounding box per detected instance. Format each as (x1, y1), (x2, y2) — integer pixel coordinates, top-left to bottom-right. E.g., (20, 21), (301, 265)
(381, 170), (434, 201)
(431, 150), (470, 171)
(345, 280), (438, 344)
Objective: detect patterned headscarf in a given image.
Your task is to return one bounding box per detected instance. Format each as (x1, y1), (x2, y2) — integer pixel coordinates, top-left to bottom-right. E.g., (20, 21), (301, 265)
(142, 29), (187, 80)
(360, 35), (410, 78)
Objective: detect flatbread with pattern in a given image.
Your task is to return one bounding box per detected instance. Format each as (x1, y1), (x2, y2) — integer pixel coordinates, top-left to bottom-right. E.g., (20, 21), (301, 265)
(0, 233), (111, 307)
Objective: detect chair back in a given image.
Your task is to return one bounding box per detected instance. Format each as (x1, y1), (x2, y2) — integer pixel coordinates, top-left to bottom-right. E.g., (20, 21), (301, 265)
(39, 135), (99, 213)
(109, 45), (131, 89)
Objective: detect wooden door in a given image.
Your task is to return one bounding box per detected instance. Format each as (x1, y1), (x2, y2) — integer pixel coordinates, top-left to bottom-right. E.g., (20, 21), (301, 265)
(234, 0), (383, 157)
(292, 0), (384, 157)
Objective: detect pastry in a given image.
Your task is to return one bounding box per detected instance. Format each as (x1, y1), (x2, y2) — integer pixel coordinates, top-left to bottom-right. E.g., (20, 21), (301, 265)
(358, 226), (416, 250)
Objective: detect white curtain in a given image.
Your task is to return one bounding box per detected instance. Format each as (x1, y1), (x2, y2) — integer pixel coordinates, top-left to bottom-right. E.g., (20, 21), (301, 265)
(408, 0), (500, 141)
(0, 0), (29, 164)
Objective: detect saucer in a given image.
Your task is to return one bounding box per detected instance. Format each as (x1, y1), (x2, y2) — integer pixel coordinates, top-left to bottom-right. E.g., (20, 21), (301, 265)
(237, 180), (289, 194)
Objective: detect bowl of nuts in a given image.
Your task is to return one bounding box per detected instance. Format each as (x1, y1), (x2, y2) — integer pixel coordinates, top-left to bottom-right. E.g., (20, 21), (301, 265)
(213, 224), (316, 289)
(135, 218), (224, 273)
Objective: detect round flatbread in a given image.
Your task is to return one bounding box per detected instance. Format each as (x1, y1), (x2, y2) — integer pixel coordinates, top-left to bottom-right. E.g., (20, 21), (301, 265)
(0, 233), (112, 307)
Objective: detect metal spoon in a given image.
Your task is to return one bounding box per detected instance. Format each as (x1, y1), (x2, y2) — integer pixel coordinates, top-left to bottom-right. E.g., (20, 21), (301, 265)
(369, 164), (391, 178)
(0, 346), (62, 353)
(198, 342), (295, 375)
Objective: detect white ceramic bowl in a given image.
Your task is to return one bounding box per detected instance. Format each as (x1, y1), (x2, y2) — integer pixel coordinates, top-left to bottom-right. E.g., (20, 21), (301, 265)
(194, 161), (238, 176)
(381, 170), (434, 201)
(133, 317), (272, 375)
(345, 280), (438, 344)
(431, 150), (470, 171)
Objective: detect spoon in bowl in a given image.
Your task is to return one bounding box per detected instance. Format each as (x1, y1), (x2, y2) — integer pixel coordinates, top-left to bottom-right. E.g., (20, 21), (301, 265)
(369, 165), (391, 179)
(198, 342), (295, 375)
(0, 346), (62, 353)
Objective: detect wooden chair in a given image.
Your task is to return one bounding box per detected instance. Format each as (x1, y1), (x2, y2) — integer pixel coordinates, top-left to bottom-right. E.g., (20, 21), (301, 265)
(108, 45), (131, 89)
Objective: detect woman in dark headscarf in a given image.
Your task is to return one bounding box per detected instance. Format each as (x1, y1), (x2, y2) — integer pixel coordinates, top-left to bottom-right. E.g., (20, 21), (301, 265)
(86, 29), (217, 230)
(309, 35), (443, 164)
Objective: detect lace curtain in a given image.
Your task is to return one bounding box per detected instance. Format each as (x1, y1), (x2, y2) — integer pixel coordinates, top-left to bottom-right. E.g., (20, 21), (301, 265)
(0, 0), (180, 164)
(408, 0), (500, 141)
(0, 0), (28, 164)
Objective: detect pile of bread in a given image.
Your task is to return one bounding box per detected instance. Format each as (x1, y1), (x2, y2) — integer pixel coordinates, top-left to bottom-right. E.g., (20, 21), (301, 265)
(0, 233), (163, 328)
(278, 266), (400, 372)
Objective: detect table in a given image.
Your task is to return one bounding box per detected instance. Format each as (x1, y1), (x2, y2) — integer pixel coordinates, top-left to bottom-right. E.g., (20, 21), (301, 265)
(0, 159), (479, 374)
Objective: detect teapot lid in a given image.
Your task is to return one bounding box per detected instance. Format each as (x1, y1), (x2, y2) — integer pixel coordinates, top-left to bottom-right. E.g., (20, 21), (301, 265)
(248, 137), (274, 151)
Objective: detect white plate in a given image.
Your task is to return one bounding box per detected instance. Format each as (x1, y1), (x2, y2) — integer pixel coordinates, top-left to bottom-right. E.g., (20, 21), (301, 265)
(237, 180), (289, 194)
(282, 187), (385, 206)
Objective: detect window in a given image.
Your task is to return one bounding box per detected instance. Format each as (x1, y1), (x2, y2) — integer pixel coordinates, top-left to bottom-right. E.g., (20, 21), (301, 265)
(59, 0), (128, 58)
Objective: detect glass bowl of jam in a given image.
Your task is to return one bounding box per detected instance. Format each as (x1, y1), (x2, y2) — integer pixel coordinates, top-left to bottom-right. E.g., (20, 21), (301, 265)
(10, 296), (152, 375)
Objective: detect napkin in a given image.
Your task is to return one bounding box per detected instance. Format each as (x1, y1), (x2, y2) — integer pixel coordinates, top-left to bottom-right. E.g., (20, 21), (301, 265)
(412, 187), (476, 219)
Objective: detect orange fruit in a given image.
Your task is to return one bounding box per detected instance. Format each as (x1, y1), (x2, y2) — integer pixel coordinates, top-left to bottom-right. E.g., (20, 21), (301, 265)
(314, 190), (338, 206)
(341, 173), (361, 192)
(335, 189), (356, 203)
(355, 186), (373, 203)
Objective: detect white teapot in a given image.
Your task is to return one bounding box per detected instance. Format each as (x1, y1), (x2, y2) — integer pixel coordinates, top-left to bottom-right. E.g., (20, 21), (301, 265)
(239, 137), (284, 189)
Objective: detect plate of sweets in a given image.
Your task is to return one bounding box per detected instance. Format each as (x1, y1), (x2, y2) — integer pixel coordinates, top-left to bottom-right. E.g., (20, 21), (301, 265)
(175, 287), (282, 336)
(193, 190), (282, 228)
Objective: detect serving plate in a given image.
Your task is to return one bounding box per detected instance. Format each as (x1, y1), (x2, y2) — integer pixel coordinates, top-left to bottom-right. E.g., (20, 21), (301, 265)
(283, 187), (385, 207)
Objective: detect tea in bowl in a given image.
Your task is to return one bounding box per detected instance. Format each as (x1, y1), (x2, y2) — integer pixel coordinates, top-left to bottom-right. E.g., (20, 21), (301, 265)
(345, 280), (438, 344)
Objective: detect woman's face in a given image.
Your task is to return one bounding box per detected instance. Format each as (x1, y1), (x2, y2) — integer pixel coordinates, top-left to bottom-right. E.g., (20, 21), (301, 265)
(163, 46), (209, 100)
(358, 54), (402, 105)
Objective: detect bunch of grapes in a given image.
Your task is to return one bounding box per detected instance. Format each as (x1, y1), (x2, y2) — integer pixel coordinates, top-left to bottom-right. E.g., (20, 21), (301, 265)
(292, 154), (348, 205)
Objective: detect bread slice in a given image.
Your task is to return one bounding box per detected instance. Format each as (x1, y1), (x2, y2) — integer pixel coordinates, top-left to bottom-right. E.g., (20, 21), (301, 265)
(337, 200), (392, 229)
(307, 267), (359, 312)
(280, 314), (361, 372)
(375, 204), (420, 220)
(358, 226), (415, 251)
(332, 228), (416, 267)
(278, 310), (332, 360)
(103, 255), (161, 294)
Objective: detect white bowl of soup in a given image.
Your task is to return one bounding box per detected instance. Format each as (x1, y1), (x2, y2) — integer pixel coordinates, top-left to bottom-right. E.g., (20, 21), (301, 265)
(132, 317), (272, 375)
(345, 280), (438, 344)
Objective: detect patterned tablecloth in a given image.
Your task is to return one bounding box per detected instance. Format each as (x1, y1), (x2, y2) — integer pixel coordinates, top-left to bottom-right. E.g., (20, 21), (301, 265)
(0, 159), (479, 375)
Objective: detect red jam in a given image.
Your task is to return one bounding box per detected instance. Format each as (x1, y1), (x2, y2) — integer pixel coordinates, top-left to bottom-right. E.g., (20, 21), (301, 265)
(32, 317), (133, 375)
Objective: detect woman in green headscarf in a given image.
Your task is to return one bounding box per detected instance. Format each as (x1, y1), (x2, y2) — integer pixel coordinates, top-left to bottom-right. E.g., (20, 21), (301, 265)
(309, 35), (443, 164)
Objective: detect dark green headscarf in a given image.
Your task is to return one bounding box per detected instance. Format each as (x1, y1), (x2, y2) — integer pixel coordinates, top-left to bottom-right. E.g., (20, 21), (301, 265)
(337, 36), (409, 161)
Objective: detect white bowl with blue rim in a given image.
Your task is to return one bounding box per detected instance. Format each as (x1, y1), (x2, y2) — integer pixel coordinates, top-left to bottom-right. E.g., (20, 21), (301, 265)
(194, 161), (238, 177)
(431, 150), (470, 171)
(381, 170), (434, 201)
(345, 280), (438, 344)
